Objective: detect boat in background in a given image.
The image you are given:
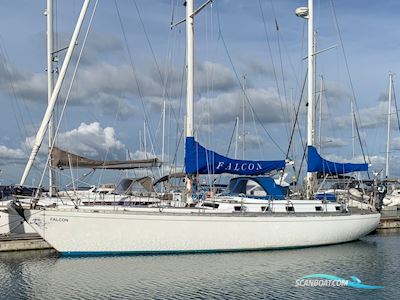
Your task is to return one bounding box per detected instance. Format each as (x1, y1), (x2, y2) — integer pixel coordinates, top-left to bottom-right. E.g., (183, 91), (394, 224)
(383, 187), (400, 207)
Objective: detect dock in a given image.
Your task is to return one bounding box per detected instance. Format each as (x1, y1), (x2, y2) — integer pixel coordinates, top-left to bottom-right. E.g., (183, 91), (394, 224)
(0, 233), (52, 252)
(378, 207), (400, 230)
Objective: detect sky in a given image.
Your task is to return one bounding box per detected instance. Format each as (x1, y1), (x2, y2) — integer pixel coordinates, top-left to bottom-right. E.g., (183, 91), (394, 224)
(0, 0), (400, 187)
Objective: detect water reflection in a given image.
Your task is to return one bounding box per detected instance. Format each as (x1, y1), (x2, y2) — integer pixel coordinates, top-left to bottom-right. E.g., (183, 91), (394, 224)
(0, 234), (398, 299)
(0, 250), (58, 299)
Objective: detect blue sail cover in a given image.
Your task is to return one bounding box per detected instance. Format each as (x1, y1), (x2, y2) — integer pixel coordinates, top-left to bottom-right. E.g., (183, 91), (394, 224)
(307, 146), (368, 175)
(185, 137), (286, 175)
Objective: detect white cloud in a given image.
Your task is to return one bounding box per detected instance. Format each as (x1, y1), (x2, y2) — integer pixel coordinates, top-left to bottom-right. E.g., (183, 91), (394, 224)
(392, 137), (400, 150)
(55, 122), (126, 160)
(334, 101), (387, 129)
(22, 122), (127, 161)
(0, 57), (240, 119)
(196, 61), (237, 93)
(0, 145), (26, 165)
(322, 153), (368, 164)
(128, 150), (156, 160)
(195, 87), (289, 125)
(238, 132), (263, 148)
(242, 59), (275, 78)
(0, 57), (46, 102)
(0, 145), (25, 160)
(322, 81), (352, 105)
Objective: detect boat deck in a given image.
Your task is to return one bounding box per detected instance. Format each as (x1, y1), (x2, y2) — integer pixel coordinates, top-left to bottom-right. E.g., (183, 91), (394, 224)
(37, 205), (379, 218)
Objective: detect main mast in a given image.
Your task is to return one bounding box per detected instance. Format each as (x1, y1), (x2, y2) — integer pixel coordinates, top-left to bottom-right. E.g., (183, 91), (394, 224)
(47, 0), (56, 196)
(296, 0), (315, 198)
(185, 0), (194, 138)
(306, 0), (314, 199)
(184, 0), (195, 201)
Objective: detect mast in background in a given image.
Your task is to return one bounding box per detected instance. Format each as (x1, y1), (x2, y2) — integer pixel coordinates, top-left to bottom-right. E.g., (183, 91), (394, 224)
(161, 100), (166, 176)
(317, 75), (323, 151)
(242, 74), (247, 160)
(235, 116), (239, 159)
(385, 73), (394, 178)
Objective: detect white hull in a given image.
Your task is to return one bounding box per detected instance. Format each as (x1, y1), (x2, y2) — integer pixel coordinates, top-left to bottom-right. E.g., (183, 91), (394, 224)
(21, 207), (380, 255)
(383, 190), (400, 207)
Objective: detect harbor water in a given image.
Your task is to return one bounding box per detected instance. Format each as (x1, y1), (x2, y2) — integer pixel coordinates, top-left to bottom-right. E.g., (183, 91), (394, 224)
(0, 232), (399, 299)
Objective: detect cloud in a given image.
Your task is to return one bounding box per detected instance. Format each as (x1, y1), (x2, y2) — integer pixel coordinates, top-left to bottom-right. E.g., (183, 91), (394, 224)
(196, 61), (237, 93)
(323, 153), (368, 164)
(377, 92), (388, 102)
(82, 92), (140, 119)
(0, 56), (46, 103)
(143, 60), (238, 103)
(195, 87), (289, 125)
(334, 101), (387, 129)
(0, 145), (26, 165)
(390, 137), (400, 152)
(367, 154), (386, 174)
(69, 59), (239, 117)
(52, 31), (124, 66)
(318, 137), (347, 148)
(128, 150), (157, 160)
(71, 60), (237, 112)
(22, 122), (127, 161)
(79, 32), (124, 64)
(322, 81), (352, 105)
(238, 132), (263, 149)
(55, 122), (126, 160)
(242, 59), (275, 79)
(0, 54), (241, 116)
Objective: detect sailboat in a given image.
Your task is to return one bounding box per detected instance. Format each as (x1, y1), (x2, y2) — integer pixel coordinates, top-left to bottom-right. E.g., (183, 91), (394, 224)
(381, 73), (400, 207)
(10, 0), (379, 255)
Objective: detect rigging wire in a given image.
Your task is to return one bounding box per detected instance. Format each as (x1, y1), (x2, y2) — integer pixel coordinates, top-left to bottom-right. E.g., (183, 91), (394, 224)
(131, 0), (180, 127)
(329, 0), (370, 168)
(219, 30), (286, 155)
(132, 0), (184, 158)
(281, 71), (308, 183)
(131, 0), (163, 88)
(0, 37), (55, 183)
(0, 38), (34, 156)
(168, 0), (186, 175)
(37, 0), (100, 189)
(258, 0), (289, 140)
(131, 0), (185, 178)
(391, 79), (400, 134)
(114, 1), (158, 160)
(225, 119), (237, 157)
(269, 1), (291, 137)
(215, 3), (286, 156)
